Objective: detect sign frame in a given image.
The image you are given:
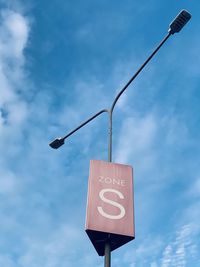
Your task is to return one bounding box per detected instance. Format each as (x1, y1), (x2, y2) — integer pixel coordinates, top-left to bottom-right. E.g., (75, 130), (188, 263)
(85, 159), (135, 256)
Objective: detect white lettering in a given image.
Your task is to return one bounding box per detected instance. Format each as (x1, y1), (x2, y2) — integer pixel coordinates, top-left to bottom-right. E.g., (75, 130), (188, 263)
(99, 176), (104, 183)
(98, 176), (126, 186)
(97, 189), (126, 220)
(113, 178), (120, 185)
(105, 177), (112, 184)
(121, 180), (126, 186)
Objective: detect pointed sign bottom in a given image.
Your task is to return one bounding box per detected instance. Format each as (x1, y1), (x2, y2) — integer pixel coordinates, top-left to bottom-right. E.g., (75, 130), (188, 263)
(86, 229), (134, 256)
(85, 160), (135, 256)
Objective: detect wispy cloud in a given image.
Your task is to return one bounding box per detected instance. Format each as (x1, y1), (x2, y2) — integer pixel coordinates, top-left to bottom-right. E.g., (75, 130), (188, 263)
(0, 9), (30, 133)
(0, 10), (29, 58)
(0, 10), (30, 205)
(161, 223), (198, 267)
(121, 223), (199, 267)
(161, 245), (173, 267)
(115, 113), (157, 164)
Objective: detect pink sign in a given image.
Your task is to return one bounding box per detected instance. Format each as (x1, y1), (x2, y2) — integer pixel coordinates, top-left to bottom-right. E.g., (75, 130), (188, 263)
(85, 160), (135, 255)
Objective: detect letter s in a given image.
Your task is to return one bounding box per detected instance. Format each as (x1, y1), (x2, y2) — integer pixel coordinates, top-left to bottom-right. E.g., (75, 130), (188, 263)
(97, 188), (125, 220)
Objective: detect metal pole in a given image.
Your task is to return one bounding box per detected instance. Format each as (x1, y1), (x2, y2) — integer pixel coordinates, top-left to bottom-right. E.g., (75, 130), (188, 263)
(104, 242), (111, 267)
(104, 111), (112, 267)
(108, 111), (112, 163)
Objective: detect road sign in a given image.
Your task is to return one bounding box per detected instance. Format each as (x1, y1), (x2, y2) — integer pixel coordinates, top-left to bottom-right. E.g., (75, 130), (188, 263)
(85, 160), (135, 256)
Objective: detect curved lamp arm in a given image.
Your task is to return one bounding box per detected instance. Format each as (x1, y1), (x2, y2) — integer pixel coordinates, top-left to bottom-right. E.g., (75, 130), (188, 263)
(49, 109), (109, 149)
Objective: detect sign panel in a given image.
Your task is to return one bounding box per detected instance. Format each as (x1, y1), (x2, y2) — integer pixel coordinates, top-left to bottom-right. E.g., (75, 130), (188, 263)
(85, 160), (135, 256)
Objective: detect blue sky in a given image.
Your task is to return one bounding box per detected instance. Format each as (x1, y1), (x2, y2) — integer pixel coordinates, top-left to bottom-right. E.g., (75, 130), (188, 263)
(0, 0), (200, 266)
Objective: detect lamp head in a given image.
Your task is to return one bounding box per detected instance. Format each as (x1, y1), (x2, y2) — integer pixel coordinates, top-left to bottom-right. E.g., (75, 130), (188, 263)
(49, 138), (65, 149)
(169, 10), (191, 34)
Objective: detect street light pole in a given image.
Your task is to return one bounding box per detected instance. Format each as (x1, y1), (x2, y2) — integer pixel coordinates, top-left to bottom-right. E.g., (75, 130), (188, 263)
(49, 10), (191, 267)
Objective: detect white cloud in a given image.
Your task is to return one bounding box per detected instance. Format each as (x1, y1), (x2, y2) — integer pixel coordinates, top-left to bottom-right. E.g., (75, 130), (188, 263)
(161, 245), (173, 267)
(0, 10), (29, 59)
(0, 8), (31, 265)
(123, 236), (163, 267)
(115, 113), (157, 164)
(160, 224), (198, 267)
(18, 223), (95, 267)
(0, 9), (29, 94)
(0, 9), (29, 141)
(122, 223), (198, 267)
